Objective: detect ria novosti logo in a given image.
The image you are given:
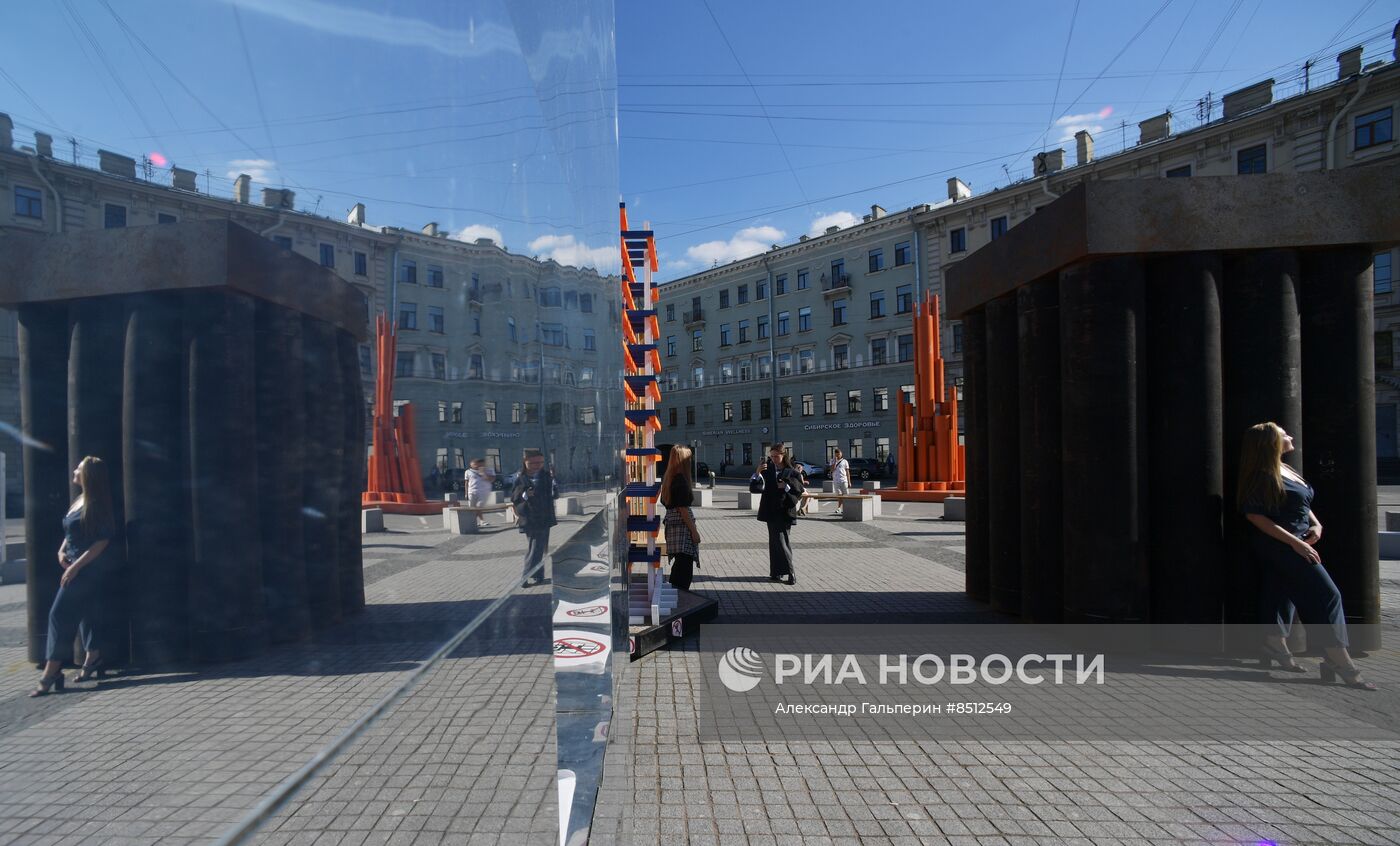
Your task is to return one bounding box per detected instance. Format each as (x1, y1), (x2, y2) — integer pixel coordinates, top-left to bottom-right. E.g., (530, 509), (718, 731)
(717, 647), (765, 692)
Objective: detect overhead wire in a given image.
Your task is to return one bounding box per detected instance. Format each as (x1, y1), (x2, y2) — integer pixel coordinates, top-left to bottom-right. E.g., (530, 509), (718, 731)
(1045, 0), (1083, 152)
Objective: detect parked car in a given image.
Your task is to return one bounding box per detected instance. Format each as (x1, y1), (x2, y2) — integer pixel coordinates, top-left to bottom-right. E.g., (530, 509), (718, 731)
(792, 460), (826, 480)
(846, 458), (886, 481)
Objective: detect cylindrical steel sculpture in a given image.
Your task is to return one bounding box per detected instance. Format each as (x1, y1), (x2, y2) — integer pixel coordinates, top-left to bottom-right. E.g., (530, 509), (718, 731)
(984, 294), (1020, 615)
(1017, 276), (1062, 623)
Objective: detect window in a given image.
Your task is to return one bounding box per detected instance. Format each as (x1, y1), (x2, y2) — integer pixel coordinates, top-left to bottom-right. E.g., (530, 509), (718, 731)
(692, 329), (704, 351)
(758, 355), (771, 378)
(512, 402), (523, 424)
(1376, 252), (1394, 295)
(451, 400), (462, 423)
(898, 334), (913, 362)
(428, 306), (445, 334)
(694, 365), (706, 386)
(874, 387), (889, 411)
(950, 228), (966, 253)
(319, 243), (335, 268)
(801, 394), (814, 416)
(720, 289), (731, 309)
(396, 352), (414, 377)
(756, 278), (768, 300)
(508, 317), (517, 342)
(398, 302), (417, 330)
(894, 242), (911, 266)
(740, 400), (752, 421)
(736, 320), (750, 344)
(473, 315), (481, 336)
(781, 396), (793, 418)
(668, 408), (678, 427)
(539, 287), (562, 307)
(510, 360), (523, 382)
(831, 260), (846, 287)
(565, 291), (578, 310)
(737, 284), (749, 304)
(583, 329), (596, 351)
(736, 359), (750, 382)
(104, 203), (127, 229)
(485, 401), (497, 423)
(902, 384), (916, 406)
(546, 403), (563, 425)
(273, 235), (292, 250)
(798, 306), (812, 332)
(757, 315), (769, 339)
(742, 443), (753, 466)
(523, 403), (538, 423)
(876, 437), (890, 462)
(776, 274), (788, 295)
(359, 345), (371, 375)
(158, 212), (177, 224)
(427, 266), (444, 288)
(1377, 331), (1394, 371)
(545, 361), (561, 384)
(580, 367), (594, 385)
(354, 251), (367, 275)
(953, 323), (964, 354)
(1237, 144), (1267, 175)
(14, 186), (42, 219)
(824, 392), (838, 414)
(667, 336), (677, 357)
(400, 260), (417, 284)
(1165, 164), (1192, 178)
(438, 400), (448, 422)
(871, 338), (888, 365)
(778, 353), (792, 377)
(666, 304), (676, 322)
(485, 448), (500, 473)
(868, 249), (884, 273)
(720, 324), (731, 346)
(1355, 108), (1392, 150)
(831, 299), (846, 327)
(524, 361), (540, 383)
(834, 344), (849, 370)
(870, 290), (886, 318)
(581, 293), (594, 313)
(579, 406), (596, 425)
(760, 398), (771, 419)
(990, 216), (1008, 240)
(848, 389), (861, 413)
(468, 354), (483, 379)
(849, 438), (865, 459)
(797, 270), (809, 290)
(799, 349), (814, 373)
(896, 284), (912, 314)
(431, 354), (446, 380)
(686, 406), (696, 426)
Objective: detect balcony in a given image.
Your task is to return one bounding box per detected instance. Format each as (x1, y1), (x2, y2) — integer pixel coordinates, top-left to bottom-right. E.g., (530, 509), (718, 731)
(822, 274), (851, 298)
(468, 288), (483, 307)
(684, 308), (705, 326)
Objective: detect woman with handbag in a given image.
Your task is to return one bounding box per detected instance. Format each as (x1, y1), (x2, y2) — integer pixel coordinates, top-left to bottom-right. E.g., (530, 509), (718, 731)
(753, 443), (803, 585)
(660, 445), (701, 590)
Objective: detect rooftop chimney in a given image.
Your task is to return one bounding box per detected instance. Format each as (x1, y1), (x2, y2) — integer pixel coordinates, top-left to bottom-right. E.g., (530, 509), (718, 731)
(34, 132), (53, 158)
(422, 222), (439, 237)
(1138, 113), (1171, 144)
(799, 235), (810, 242)
(825, 225), (841, 235)
(870, 204), (886, 220)
(947, 177), (972, 201)
(98, 149), (136, 178)
(261, 187), (294, 209)
(347, 203), (366, 225)
(1075, 130), (1094, 166)
(234, 174), (251, 204)
(0, 113), (11, 149)
(1222, 79), (1274, 118)
(172, 167), (197, 191)
(1338, 45), (1363, 78)
(475, 237), (495, 246)
(1033, 148), (1065, 176)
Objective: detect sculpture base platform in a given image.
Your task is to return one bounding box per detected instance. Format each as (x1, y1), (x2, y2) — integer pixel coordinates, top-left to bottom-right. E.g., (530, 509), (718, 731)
(361, 500), (448, 515)
(628, 586), (719, 661)
(876, 486), (966, 503)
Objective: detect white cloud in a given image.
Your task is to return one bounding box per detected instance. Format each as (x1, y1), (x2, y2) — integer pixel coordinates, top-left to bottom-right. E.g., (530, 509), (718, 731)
(807, 211), (859, 237)
(528, 234), (617, 271)
(1052, 107), (1113, 144)
(227, 158), (275, 182)
(453, 224), (504, 246)
(223, 0), (519, 58)
(683, 225), (785, 269)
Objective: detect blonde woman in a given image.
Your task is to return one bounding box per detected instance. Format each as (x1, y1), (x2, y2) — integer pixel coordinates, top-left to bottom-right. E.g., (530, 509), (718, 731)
(660, 445), (701, 590)
(31, 456), (116, 696)
(1238, 423), (1375, 690)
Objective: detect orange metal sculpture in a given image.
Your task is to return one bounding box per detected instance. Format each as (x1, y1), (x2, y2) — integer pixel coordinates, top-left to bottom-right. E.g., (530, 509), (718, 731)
(880, 291), (966, 503)
(362, 313), (444, 515)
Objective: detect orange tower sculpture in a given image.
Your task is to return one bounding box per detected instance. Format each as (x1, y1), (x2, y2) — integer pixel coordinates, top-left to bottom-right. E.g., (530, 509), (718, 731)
(362, 313), (443, 515)
(881, 291), (966, 503)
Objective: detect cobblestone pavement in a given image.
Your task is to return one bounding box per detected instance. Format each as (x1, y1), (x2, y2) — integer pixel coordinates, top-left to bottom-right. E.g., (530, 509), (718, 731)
(0, 512), (578, 846)
(592, 486), (1400, 846)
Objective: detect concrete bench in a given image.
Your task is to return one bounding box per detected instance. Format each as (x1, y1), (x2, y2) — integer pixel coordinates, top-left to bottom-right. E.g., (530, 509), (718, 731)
(1380, 531), (1400, 559)
(802, 492), (879, 520)
(0, 557), (25, 585)
(942, 497), (967, 521)
(1386, 511), (1400, 532)
(692, 487), (714, 507)
(361, 507), (385, 533)
(555, 496), (584, 518)
(445, 503), (514, 534)
(443, 492), (460, 503)
(737, 491), (761, 510)
(864, 481), (882, 490)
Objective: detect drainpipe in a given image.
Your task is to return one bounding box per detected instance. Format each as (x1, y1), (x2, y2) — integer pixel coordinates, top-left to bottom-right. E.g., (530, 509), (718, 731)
(762, 256), (778, 446)
(259, 212), (286, 239)
(27, 155), (61, 234)
(1325, 74), (1370, 170)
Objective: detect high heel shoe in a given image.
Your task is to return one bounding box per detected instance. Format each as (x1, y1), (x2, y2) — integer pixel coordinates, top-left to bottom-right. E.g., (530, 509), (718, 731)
(28, 672), (65, 697)
(1259, 645), (1306, 673)
(74, 658), (106, 682)
(1319, 659), (1378, 691)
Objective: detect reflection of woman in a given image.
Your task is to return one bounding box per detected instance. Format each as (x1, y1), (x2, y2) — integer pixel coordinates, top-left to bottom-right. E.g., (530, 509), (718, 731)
(31, 456), (116, 697)
(754, 443), (803, 585)
(512, 449), (557, 587)
(1237, 423), (1375, 690)
(660, 445), (701, 591)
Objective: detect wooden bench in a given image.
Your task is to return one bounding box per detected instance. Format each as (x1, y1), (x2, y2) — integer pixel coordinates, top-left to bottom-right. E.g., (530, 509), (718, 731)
(444, 503), (516, 534)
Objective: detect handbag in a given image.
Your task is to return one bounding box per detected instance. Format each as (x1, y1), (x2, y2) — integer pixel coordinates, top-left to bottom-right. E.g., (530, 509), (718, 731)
(749, 472), (765, 494)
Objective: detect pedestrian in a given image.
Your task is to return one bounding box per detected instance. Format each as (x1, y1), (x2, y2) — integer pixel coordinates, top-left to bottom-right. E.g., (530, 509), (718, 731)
(752, 443), (804, 585)
(31, 456), (116, 697)
(885, 455), (896, 481)
(512, 449), (558, 587)
(794, 460), (813, 516)
(660, 444), (701, 591)
(429, 464), (441, 492)
(466, 458), (496, 523)
(1237, 422), (1375, 690)
(829, 448), (851, 496)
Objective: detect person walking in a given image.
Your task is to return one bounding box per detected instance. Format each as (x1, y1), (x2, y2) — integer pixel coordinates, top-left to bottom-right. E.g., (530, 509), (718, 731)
(793, 460), (813, 516)
(829, 448), (851, 496)
(660, 444), (701, 591)
(466, 458), (496, 524)
(753, 443), (803, 585)
(512, 449), (558, 587)
(31, 456), (117, 697)
(1237, 422), (1375, 690)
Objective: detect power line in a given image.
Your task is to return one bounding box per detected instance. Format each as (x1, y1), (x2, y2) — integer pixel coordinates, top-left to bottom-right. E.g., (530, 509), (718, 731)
(1123, 0), (1199, 119)
(230, 3), (283, 187)
(1045, 0), (1082, 153)
(0, 65), (58, 127)
(61, 0), (165, 147)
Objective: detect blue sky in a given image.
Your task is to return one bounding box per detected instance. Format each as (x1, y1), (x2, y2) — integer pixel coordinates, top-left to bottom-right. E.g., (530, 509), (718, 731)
(2, 0), (1396, 281)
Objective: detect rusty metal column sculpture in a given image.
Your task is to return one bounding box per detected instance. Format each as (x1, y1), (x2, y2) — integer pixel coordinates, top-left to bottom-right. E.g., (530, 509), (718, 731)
(961, 308), (989, 603)
(1017, 276), (1062, 622)
(984, 294), (1021, 615)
